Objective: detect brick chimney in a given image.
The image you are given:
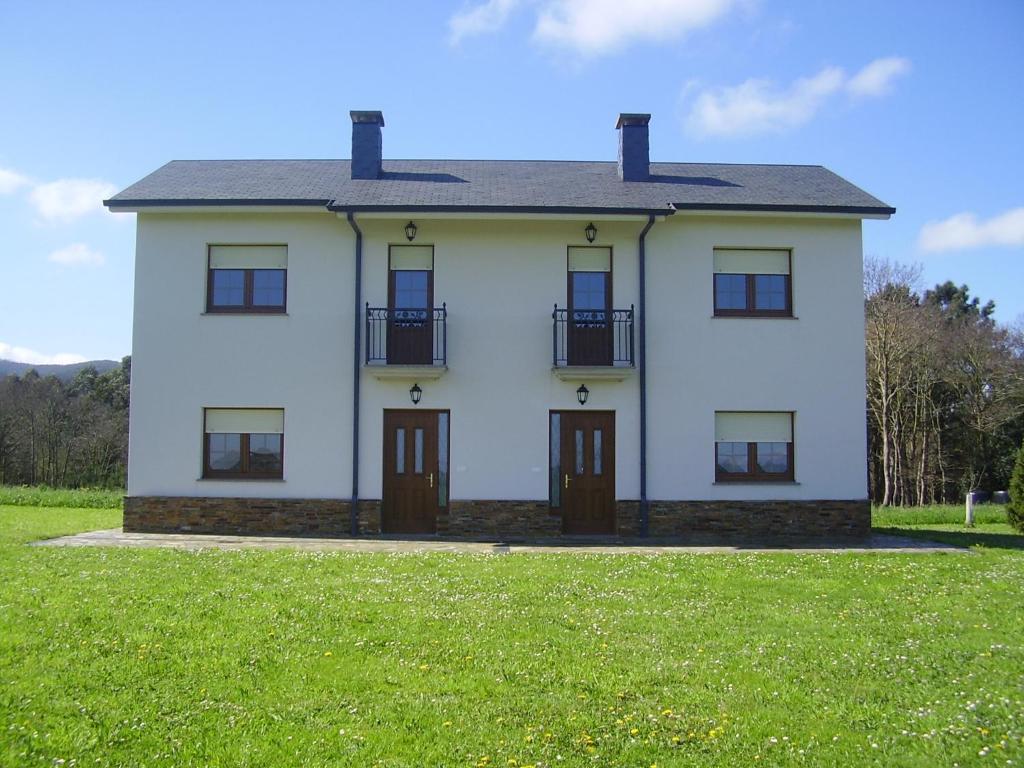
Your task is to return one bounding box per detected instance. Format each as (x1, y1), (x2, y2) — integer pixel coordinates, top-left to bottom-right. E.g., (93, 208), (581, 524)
(616, 113), (651, 182)
(350, 111), (384, 180)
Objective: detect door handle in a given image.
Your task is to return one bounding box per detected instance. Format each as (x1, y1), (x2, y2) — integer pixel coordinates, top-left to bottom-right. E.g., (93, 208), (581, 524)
(564, 473), (570, 489)
(429, 472), (434, 488)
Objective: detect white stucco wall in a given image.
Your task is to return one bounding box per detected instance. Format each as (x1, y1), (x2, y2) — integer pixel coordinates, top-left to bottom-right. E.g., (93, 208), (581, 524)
(128, 211), (867, 503)
(128, 213), (355, 498)
(356, 218), (642, 501)
(646, 215), (867, 501)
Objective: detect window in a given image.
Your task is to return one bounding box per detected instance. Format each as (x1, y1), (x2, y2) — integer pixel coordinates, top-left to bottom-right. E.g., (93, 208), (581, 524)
(438, 412), (449, 508)
(713, 249), (791, 317)
(714, 411), (794, 482)
(207, 245), (287, 313)
(203, 408), (284, 479)
(387, 245), (434, 364)
(568, 246), (611, 325)
(549, 412), (561, 508)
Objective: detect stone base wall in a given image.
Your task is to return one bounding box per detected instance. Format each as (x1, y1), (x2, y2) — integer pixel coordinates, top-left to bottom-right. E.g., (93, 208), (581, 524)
(124, 496), (869, 540)
(123, 496), (381, 537)
(644, 499), (870, 540)
(441, 501), (560, 540)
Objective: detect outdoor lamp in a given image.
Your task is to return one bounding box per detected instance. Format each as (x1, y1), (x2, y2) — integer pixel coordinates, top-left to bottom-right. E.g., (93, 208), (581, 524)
(576, 384), (589, 406)
(404, 221), (418, 241)
(409, 383), (423, 405)
(584, 222), (597, 243)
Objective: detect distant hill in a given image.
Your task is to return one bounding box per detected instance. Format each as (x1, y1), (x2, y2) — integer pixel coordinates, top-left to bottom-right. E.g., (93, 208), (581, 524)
(0, 359), (120, 381)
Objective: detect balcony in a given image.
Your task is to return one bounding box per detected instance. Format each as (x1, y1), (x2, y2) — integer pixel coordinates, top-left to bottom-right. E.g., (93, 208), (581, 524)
(365, 304), (447, 380)
(552, 305), (635, 381)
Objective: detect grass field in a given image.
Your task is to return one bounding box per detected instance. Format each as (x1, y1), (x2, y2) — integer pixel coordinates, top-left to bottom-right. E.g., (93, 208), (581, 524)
(0, 497), (1021, 766)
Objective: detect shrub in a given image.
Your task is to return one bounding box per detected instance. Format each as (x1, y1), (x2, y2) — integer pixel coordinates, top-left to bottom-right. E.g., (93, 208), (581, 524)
(0, 485), (123, 509)
(1008, 440), (1024, 534)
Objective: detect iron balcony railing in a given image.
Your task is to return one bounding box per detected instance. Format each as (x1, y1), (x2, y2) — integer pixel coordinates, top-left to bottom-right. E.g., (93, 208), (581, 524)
(366, 304), (447, 366)
(552, 305), (635, 367)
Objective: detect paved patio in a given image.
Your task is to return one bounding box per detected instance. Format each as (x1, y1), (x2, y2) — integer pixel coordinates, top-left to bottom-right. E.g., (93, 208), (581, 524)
(33, 528), (969, 554)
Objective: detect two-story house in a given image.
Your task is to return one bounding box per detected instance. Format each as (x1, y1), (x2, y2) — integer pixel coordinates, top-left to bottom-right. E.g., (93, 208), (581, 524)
(104, 111), (893, 540)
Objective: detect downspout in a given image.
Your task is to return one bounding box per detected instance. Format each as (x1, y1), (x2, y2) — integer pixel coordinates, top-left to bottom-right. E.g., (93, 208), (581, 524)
(637, 213), (656, 537)
(346, 212), (363, 536)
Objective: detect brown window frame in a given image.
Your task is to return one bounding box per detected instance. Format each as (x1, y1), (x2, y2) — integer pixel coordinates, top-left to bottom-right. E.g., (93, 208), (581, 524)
(206, 268), (288, 314)
(387, 245), (435, 312)
(714, 411), (795, 482)
(566, 244), (614, 311)
(712, 250), (793, 318)
(202, 409), (285, 480)
(713, 272), (792, 317)
(715, 441), (794, 482)
(205, 245), (288, 314)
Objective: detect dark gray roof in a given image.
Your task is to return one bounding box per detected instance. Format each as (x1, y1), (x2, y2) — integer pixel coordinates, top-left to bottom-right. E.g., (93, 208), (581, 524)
(105, 159), (894, 215)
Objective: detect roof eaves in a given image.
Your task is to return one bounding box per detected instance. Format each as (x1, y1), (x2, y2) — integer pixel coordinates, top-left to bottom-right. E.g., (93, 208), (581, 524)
(326, 203), (675, 215)
(671, 202), (896, 216)
(103, 198), (333, 209)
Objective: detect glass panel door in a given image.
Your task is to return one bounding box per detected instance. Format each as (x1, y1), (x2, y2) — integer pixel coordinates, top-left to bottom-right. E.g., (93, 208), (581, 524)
(387, 259), (434, 365)
(567, 271), (612, 366)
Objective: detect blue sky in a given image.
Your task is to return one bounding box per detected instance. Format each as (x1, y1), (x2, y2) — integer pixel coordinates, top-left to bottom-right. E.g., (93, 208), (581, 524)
(1, 0), (1022, 363)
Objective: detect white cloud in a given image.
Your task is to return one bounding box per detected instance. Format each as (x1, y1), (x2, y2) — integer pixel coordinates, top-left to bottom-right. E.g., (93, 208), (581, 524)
(534, 0), (738, 55)
(28, 178), (117, 223)
(47, 243), (106, 267)
(685, 56), (910, 138)
(686, 66), (845, 137)
(918, 207), (1024, 253)
(847, 56), (911, 97)
(450, 0), (522, 44)
(0, 167), (30, 195)
(0, 342), (86, 366)
(449, 0), (738, 55)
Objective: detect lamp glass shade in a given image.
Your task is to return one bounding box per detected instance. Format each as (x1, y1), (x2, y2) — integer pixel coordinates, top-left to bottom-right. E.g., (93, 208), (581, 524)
(576, 384), (589, 405)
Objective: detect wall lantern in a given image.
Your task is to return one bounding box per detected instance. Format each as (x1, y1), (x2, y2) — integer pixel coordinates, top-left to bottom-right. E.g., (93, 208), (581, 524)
(404, 221), (418, 242)
(576, 384), (589, 406)
(409, 383), (423, 405)
(584, 222), (597, 243)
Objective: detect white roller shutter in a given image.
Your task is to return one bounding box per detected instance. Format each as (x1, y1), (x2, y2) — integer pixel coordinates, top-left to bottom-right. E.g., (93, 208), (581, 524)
(209, 245), (288, 270)
(715, 412), (792, 443)
(568, 246), (611, 272)
(713, 249), (790, 275)
(205, 408), (284, 434)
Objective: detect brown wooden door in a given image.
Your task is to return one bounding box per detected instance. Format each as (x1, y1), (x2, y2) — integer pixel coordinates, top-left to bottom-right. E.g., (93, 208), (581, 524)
(382, 410), (441, 533)
(388, 269), (433, 364)
(567, 271), (612, 365)
(559, 411), (615, 534)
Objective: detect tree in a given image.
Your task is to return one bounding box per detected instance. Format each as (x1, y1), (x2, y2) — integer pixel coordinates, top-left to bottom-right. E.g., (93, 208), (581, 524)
(1008, 440), (1024, 533)
(865, 258), (1024, 506)
(0, 355), (130, 489)
(923, 281), (995, 324)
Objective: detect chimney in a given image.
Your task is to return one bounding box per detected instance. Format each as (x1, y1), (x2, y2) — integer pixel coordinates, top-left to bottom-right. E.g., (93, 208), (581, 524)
(350, 110), (385, 180)
(616, 113), (651, 182)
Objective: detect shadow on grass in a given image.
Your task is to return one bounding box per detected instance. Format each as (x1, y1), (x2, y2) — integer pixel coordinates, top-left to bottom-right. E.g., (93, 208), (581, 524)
(874, 526), (1024, 551)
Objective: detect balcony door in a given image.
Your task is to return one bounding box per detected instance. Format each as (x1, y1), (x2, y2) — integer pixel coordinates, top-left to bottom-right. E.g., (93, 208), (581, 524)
(388, 245), (433, 365)
(567, 246), (612, 366)
(554, 410), (616, 535)
(382, 410), (449, 534)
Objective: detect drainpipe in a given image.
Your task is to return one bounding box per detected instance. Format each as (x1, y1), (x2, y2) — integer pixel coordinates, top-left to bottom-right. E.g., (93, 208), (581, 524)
(637, 213), (656, 537)
(346, 212), (363, 536)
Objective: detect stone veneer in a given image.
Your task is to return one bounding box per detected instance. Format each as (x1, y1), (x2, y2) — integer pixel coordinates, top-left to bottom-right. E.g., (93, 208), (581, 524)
(124, 497), (869, 540)
(123, 496), (380, 537)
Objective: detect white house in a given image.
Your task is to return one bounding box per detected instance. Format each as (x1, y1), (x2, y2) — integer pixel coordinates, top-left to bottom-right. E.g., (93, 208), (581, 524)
(105, 111), (893, 540)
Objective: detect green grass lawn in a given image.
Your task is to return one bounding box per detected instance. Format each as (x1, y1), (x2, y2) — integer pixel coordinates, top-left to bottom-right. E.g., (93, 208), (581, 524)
(0, 501), (1021, 767)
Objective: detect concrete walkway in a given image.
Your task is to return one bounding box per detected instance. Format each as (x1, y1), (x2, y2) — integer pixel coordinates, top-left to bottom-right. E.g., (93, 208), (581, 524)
(33, 528), (968, 554)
